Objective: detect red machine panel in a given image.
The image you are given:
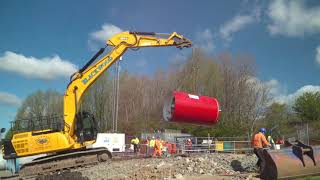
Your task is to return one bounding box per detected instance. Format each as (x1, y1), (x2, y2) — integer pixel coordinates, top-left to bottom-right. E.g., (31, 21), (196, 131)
(163, 91), (220, 125)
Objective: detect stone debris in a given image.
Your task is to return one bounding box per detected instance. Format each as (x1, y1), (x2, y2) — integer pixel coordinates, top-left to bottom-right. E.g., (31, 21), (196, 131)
(76, 153), (259, 180)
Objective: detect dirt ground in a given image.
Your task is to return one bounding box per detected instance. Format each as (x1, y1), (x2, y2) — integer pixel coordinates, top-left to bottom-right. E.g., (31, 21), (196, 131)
(78, 153), (260, 180)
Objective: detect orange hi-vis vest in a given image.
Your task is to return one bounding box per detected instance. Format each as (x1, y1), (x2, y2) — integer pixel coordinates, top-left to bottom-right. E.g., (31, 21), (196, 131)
(252, 132), (270, 148)
(155, 139), (162, 150)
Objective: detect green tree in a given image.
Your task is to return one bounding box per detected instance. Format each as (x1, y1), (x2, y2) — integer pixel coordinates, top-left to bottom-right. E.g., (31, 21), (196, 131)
(263, 103), (295, 137)
(265, 103), (288, 129)
(293, 92), (320, 122)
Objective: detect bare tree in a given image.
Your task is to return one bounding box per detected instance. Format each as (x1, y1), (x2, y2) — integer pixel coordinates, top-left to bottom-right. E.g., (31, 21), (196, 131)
(78, 48), (271, 137)
(81, 71), (113, 132)
(11, 90), (63, 133)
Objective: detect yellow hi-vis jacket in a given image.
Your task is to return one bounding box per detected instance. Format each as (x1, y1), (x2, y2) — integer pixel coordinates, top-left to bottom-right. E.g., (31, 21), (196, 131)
(131, 138), (139, 145)
(267, 135), (275, 145)
(149, 139), (155, 147)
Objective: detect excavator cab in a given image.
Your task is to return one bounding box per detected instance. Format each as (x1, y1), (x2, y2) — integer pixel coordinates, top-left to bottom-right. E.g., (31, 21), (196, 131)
(75, 112), (98, 143)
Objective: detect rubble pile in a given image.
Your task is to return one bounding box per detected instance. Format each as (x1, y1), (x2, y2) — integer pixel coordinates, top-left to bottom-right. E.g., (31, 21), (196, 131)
(79, 153), (259, 180)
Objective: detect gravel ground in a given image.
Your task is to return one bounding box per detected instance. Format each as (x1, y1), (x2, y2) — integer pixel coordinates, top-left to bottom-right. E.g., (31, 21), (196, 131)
(77, 153), (259, 180)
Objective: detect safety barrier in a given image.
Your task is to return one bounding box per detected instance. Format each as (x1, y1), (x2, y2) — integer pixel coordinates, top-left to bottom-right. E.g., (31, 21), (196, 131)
(126, 136), (253, 156)
(174, 136), (252, 154)
(176, 140), (252, 154)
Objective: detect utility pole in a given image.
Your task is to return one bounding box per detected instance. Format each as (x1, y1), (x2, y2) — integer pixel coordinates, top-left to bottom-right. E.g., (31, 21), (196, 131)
(115, 56), (121, 132)
(112, 65), (116, 132)
(112, 57), (121, 132)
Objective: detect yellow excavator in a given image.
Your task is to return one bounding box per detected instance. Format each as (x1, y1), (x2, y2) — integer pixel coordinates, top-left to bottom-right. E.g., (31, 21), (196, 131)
(2, 31), (192, 176)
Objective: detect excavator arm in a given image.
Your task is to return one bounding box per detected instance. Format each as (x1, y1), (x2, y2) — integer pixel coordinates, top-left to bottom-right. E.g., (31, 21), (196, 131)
(64, 31), (192, 139)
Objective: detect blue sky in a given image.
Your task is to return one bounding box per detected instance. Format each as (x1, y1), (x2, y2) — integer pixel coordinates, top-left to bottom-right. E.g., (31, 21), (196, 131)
(0, 0), (320, 130)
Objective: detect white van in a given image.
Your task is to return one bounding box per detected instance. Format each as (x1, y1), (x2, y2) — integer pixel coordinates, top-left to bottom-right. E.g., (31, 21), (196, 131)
(89, 133), (125, 152)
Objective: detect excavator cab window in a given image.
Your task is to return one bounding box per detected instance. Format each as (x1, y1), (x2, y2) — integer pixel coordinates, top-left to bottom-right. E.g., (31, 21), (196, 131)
(75, 112), (97, 143)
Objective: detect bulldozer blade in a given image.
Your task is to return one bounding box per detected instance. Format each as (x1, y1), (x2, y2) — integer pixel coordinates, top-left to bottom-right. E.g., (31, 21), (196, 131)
(262, 143), (320, 179)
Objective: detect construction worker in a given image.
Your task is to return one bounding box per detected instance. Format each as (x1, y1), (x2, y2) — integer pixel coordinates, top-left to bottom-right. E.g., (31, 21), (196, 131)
(267, 134), (275, 149)
(149, 136), (155, 156)
(131, 136), (140, 153)
(153, 136), (163, 157)
(186, 138), (192, 153)
(161, 140), (167, 157)
(146, 137), (150, 145)
(145, 137), (151, 155)
(149, 136), (155, 147)
(252, 128), (271, 176)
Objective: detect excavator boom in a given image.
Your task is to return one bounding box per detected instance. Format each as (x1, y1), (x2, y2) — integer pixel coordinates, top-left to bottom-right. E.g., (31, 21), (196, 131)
(64, 32), (191, 143)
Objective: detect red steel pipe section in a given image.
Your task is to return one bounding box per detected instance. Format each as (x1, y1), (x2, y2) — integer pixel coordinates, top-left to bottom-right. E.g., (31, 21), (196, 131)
(163, 91), (220, 125)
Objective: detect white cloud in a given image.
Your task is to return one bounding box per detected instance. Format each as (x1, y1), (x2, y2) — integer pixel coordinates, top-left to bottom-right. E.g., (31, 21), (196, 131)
(264, 79), (288, 97)
(0, 51), (77, 80)
(268, 0), (320, 37)
(265, 79), (320, 105)
(247, 77), (320, 105)
(246, 77), (283, 96)
(0, 92), (22, 106)
(249, 78), (320, 105)
(195, 29), (215, 52)
(274, 85), (320, 105)
(219, 15), (256, 42)
(88, 24), (123, 50)
(88, 24), (123, 49)
(316, 46), (320, 64)
(218, 0), (261, 43)
(89, 24), (123, 42)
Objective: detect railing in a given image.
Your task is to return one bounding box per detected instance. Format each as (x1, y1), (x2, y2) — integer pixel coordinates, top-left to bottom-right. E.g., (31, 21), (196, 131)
(10, 115), (64, 134)
(175, 136), (252, 154)
(177, 140), (252, 154)
(125, 137), (253, 156)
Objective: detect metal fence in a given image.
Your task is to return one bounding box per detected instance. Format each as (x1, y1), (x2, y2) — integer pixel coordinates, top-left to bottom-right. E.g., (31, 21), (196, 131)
(126, 136), (253, 155)
(10, 115), (63, 134)
(174, 136), (252, 154)
(282, 122), (314, 145)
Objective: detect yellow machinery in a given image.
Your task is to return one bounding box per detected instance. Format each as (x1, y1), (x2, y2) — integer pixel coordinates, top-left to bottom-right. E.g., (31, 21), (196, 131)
(2, 31), (192, 176)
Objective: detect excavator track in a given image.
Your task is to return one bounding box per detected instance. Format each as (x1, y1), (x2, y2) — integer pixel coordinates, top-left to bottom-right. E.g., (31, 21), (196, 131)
(19, 147), (111, 178)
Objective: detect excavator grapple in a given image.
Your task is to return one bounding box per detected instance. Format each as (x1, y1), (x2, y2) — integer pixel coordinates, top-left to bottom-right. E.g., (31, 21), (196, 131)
(263, 141), (320, 179)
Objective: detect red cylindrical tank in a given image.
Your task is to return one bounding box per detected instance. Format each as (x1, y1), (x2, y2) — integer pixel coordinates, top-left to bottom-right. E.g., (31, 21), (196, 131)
(163, 91), (220, 125)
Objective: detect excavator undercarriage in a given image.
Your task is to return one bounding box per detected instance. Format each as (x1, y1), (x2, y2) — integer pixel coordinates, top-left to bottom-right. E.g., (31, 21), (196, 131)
(3, 113), (112, 178)
(19, 147), (111, 177)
